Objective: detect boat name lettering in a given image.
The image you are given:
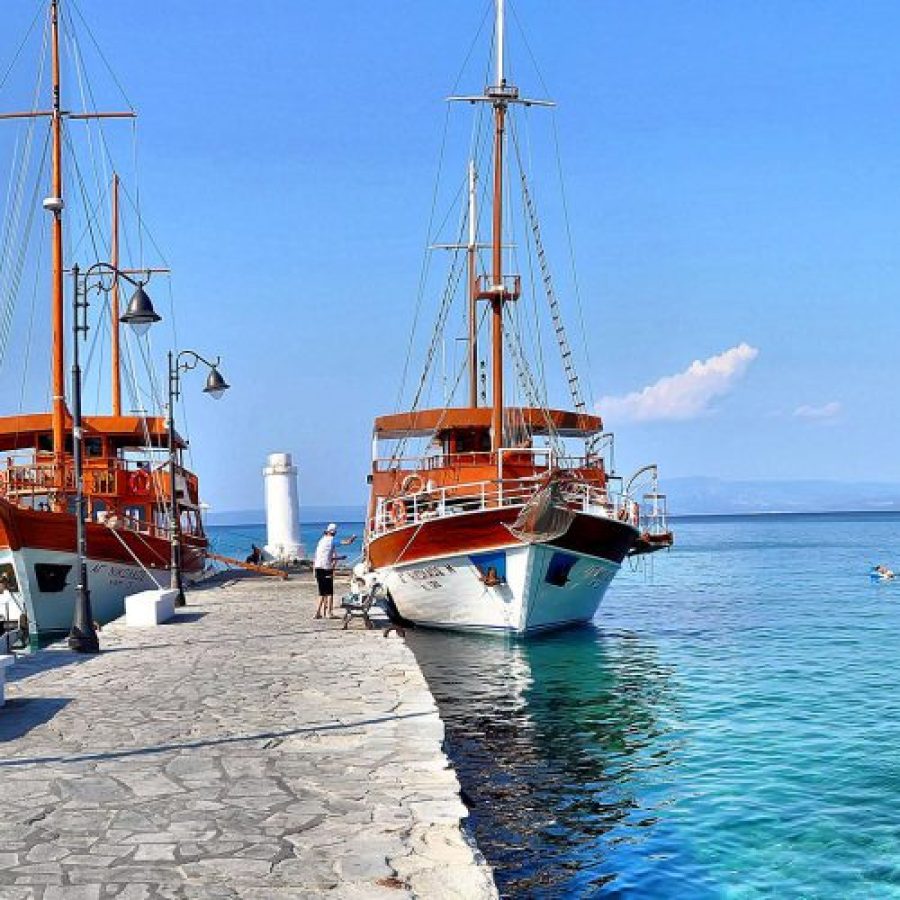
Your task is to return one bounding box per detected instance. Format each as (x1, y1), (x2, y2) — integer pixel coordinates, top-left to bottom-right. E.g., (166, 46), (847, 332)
(398, 564), (455, 583)
(90, 563), (143, 581)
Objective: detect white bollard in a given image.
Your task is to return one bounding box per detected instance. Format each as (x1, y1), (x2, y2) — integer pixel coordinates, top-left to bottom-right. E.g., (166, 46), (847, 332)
(0, 655), (14, 707)
(125, 589), (178, 627)
(263, 452), (302, 562)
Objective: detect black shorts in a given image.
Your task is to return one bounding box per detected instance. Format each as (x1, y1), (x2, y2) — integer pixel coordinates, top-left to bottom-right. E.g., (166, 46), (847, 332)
(315, 568), (334, 595)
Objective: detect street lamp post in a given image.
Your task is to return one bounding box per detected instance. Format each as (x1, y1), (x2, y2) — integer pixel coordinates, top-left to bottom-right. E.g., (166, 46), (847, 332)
(69, 262), (161, 654)
(167, 350), (229, 605)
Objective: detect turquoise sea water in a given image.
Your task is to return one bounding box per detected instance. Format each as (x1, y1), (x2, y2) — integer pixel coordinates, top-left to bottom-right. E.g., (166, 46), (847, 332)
(405, 512), (900, 898)
(212, 513), (900, 897)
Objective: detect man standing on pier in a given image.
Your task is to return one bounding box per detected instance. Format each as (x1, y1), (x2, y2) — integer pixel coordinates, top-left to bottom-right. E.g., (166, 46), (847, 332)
(313, 524), (356, 619)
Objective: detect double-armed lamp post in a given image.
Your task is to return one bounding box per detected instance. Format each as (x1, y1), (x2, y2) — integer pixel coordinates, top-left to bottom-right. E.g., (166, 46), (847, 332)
(68, 263), (229, 652)
(69, 263), (161, 653)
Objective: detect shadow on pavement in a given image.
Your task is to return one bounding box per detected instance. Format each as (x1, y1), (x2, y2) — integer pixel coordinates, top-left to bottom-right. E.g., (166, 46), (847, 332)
(0, 696), (70, 743)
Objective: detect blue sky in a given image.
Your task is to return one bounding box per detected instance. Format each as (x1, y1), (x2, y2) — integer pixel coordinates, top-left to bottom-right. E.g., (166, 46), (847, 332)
(2, 1), (900, 510)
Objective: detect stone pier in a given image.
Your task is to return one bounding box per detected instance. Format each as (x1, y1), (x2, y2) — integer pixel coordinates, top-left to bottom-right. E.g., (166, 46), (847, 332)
(0, 574), (497, 899)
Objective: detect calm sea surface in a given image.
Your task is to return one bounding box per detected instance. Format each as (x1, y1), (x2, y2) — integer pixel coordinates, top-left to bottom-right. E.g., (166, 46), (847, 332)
(213, 514), (900, 898)
(206, 521), (364, 566)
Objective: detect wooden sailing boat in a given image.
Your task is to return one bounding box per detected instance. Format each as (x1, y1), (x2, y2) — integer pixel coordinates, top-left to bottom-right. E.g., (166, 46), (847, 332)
(0, 1), (206, 641)
(364, 0), (672, 635)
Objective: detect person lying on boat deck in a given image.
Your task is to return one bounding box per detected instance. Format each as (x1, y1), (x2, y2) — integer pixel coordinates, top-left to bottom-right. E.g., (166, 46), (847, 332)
(478, 566), (503, 587)
(874, 565), (895, 579)
(314, 524), (358, 619)
(246, 544), (263, 565)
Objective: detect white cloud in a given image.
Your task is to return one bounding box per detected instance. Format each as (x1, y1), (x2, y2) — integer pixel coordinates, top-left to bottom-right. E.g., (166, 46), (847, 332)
(793, 401), (841, 421)
(598, 343), (759, 423)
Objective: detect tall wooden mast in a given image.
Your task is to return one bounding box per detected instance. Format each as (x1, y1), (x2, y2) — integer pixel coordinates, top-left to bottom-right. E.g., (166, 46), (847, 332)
(467, 160), (479, 408)
(489, 0), (507, 454)
(49, 0), (66, 474)
(110, 172), (122, 415)
(448, 0), (551, 445)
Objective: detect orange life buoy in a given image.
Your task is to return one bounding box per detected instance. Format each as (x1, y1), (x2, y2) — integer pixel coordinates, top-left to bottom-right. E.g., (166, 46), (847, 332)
(129, 469), (151, 495)
(389, 498), (406, 526)
(401, 473), (424, 494)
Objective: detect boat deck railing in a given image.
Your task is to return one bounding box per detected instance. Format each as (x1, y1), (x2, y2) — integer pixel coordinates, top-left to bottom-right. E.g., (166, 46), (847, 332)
(0, 457), (206, 544)
(368, 475), (639, 538)
(0, 456), (169, 501)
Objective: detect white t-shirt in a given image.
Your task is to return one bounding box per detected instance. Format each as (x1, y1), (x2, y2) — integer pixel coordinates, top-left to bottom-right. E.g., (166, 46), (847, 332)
(314, 534), (338, 570)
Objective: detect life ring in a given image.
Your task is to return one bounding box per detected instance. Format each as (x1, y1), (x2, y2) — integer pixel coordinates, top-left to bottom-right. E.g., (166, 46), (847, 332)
(389, 498), (407, 526)
(401, 473), (424, 494)
(129, 469), (151, 496)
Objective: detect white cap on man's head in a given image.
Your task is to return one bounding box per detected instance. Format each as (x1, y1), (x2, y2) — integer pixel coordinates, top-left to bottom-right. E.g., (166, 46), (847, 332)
(326, 523), (337, 534)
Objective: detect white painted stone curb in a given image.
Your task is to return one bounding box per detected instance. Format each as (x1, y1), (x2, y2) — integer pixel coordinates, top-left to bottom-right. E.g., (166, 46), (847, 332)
(0, 653), (14, 707)
(124, 588), (179, 627)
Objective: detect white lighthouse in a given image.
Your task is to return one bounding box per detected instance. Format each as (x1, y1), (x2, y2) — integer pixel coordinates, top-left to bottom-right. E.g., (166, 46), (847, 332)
(263, 452), (303, 562)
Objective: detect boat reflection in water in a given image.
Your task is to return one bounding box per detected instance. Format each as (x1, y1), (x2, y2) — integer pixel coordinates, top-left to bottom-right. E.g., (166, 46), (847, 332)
(407, 626), (717, 897)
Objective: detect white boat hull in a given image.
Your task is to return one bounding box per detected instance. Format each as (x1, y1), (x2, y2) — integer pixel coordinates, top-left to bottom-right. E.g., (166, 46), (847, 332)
(0, 546), (168, 641)
(376, 542), (619, 635)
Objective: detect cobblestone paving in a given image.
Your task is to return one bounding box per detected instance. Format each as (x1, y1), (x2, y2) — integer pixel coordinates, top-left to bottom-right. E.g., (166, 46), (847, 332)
(0, 574), (497, 899)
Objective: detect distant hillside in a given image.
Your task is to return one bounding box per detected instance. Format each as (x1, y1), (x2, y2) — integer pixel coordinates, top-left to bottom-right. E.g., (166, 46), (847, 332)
(662, 478), (900, 516)
(205, 481), (900, 523)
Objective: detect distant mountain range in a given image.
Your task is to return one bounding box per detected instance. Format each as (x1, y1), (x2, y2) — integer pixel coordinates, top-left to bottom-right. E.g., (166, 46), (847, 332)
(205, 481), (900, 525)
(661, 478), (900, 516)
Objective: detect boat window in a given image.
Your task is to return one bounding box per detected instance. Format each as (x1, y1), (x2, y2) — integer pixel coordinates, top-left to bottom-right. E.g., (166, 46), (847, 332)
(545, 551), (578, 587)
(34, 563), (71, 593)
(37, 433), (52, 453)
(455, 429), (490, 454)
(85, 437), (103, 457)
(124, 505), (146, 523)
(92, 499), (107, 521)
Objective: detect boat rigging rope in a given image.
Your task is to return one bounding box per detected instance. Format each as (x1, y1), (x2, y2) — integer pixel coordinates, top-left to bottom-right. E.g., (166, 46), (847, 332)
(508, 2), (597, 406)
(104, 523), (163, 588)
(390, 217), (468, 466)
(395, 1), (495, 413)
(15, 207), (44, 432)
(64, 9), (110, 217)
(67, 0), (136, 111)
(0, 127), (47, 372)
(0, 15), (49, 372)
(0, 1), (45, 99)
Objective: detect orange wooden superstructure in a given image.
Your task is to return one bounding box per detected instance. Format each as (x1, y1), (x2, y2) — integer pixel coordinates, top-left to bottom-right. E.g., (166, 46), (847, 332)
(369, 406), (607, 519)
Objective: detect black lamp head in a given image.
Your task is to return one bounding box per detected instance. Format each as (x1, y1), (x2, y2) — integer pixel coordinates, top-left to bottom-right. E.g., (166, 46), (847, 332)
(203, 366), (230, 400)
(119, 283), (161, 336)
